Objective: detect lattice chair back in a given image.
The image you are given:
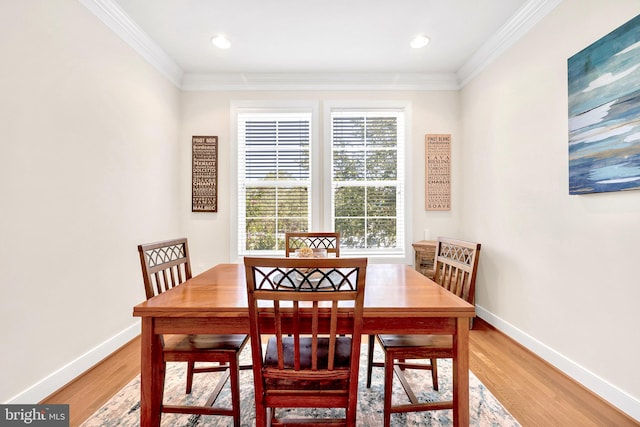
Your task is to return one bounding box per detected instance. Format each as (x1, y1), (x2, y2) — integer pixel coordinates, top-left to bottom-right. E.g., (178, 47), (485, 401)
(244, 256), (366, 427)
(138, 238), (192, 299)
(284, 232), (340, 257)
(433, 237), (481, 305)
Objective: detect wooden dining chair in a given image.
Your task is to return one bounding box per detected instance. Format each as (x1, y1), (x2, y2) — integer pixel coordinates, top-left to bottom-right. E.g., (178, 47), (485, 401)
(244, 256), (367, 427)
(284, 232), (340, 257)
(365, 237), (481, 426)
(138, 238), (249, 426)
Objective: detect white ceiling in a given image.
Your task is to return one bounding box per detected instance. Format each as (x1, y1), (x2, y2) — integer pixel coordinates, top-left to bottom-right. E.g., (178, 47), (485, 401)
(84, 0), (561, 89)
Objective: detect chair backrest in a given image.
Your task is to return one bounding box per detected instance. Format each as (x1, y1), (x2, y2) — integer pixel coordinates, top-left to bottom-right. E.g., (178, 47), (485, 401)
(284, 232), (340, 257)
(138, 238), (192, 299)
(244, 256), (366, 393)
(433, 237), (481, 305)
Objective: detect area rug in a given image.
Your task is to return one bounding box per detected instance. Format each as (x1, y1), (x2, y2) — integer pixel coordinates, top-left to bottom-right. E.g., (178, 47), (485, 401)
(82, 345), (520, 426)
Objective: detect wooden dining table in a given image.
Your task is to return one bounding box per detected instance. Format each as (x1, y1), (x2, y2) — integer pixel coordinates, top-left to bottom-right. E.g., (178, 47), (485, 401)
(133, 263), (475, 426)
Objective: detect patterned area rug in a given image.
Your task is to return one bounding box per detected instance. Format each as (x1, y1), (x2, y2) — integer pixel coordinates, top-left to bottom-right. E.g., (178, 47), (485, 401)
(82, 345), (520, 426)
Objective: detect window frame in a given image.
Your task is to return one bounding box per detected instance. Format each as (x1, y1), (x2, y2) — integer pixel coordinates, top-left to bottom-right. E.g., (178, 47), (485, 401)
(231, 101), (321, 259)
(323, 101), (412, 262)
(231, 100), (411, 264)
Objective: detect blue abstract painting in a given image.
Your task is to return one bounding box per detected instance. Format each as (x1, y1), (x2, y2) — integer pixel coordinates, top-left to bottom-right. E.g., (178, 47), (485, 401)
(568, 14), (640, 195)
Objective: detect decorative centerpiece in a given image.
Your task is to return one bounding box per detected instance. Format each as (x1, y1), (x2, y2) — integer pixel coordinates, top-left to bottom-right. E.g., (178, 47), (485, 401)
(296, 247), (314, 257)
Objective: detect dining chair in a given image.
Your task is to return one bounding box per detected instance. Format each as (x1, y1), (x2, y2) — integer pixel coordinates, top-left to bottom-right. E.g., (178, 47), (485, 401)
(244, 256), (367, 427)
(365, 237), (481, 426)
(138, 238), (249, 426)
(284, 231), (340, 257)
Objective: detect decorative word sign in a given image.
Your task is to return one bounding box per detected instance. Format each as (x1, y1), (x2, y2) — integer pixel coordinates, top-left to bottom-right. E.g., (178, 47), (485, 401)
(425, 134), (451, 210)
(192, 136), (218, 212)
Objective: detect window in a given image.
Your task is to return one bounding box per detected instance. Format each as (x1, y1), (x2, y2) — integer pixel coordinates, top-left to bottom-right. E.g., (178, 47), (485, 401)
(329, 110), (405, 255)
(236, 110), (313, 254)
(234, 102), (408, 259)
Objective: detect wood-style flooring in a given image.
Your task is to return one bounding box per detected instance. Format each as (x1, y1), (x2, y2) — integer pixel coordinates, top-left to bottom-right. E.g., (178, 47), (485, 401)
(41, 318), (638, 426)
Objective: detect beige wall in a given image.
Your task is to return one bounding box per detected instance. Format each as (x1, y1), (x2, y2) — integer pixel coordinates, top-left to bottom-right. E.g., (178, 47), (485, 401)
(0, 1), (181, 402)
(461, 0), (640, 417)
(179, 90), (462, 272)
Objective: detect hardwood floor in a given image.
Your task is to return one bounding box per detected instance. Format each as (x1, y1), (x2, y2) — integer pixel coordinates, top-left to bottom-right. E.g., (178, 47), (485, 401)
(41, 318), (638, 426)
(468, 320), (637, 427)
(41, 336), (141, 427)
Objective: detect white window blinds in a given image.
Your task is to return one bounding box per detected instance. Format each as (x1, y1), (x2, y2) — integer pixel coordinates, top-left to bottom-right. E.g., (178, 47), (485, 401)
(237, 111), (312, 254)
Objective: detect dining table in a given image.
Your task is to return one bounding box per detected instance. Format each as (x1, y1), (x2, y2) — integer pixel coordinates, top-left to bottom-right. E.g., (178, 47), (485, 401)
(132, 262), (475, 426)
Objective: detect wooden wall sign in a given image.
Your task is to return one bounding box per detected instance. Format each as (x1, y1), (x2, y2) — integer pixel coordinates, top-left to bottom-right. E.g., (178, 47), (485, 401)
(192, 136), (218, 212)
(425, 134), (451, 210)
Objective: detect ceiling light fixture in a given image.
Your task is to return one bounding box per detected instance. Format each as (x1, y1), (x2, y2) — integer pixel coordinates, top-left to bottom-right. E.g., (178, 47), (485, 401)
(410, 34), (430, 49)
(211, 35), (231, 49)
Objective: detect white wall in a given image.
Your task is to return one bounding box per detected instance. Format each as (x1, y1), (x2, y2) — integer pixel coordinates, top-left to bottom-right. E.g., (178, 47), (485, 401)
(461, 0), (640, 419)
(179, 90), (462, 273)
(0, 1), (181, 403)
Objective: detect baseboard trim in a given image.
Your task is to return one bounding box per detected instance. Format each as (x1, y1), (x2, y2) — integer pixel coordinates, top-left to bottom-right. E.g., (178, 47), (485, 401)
(6, 322), (140, 404)
(476, 305), (640, 422)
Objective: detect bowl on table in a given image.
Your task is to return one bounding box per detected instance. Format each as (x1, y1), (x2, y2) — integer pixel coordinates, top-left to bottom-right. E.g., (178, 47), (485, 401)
(295, 248), (327, 258)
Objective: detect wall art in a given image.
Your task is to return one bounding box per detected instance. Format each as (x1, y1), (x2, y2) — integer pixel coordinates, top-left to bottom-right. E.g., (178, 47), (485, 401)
(192, 135), (218, 212)
(568, 14), (640, 194)
(425, 134), (451, 210)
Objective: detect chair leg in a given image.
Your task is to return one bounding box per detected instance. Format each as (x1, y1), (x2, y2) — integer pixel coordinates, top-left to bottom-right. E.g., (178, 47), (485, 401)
(161, 361), (168, 402)
(230, 356), (241, 427)
(255, 401), (267, 427)
(347, 405), (357, 427)
(186, 361), (195, 394)
(366, 334), (375, 388)
(431, 358), (439, 391)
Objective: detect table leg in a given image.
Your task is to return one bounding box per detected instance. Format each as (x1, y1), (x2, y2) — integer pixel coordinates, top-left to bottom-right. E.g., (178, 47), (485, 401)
(140, 317), (164, 426)
(452, 317), (470, 427)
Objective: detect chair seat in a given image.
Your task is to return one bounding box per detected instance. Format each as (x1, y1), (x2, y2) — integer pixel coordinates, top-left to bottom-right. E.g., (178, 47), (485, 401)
(163, 334), (249, 352)
(189, 334), (249, 350)
(377, 334), (452, 350)
(263, 336), (353, 391)
(265, 336), (352, 369)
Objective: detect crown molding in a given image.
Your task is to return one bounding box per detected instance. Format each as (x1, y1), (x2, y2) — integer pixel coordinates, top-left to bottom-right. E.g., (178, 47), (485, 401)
(457, 0), (563, 87)
(181, 72), (460, 91)
(79, 0), (184, 87)
(81, 0), (561, 91)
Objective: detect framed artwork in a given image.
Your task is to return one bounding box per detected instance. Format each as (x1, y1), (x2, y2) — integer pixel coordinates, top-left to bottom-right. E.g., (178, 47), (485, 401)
(568, 14), (640, 194)
(192, 136), (218, 212)
(425, 134), (451, 210)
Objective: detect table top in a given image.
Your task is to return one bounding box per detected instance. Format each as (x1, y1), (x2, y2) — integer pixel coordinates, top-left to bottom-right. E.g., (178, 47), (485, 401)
(133, 263), (474, 319)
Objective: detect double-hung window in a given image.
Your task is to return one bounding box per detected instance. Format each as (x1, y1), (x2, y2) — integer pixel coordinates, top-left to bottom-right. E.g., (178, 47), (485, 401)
(234, 102), (408, 260)
(328, 109), (405, 255)
(236, 110), (313, 254)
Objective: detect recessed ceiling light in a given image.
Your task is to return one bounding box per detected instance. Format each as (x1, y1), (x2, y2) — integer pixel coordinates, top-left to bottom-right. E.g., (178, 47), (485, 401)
(211, 35), (231, 49)
(410, 34), (430, 49)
